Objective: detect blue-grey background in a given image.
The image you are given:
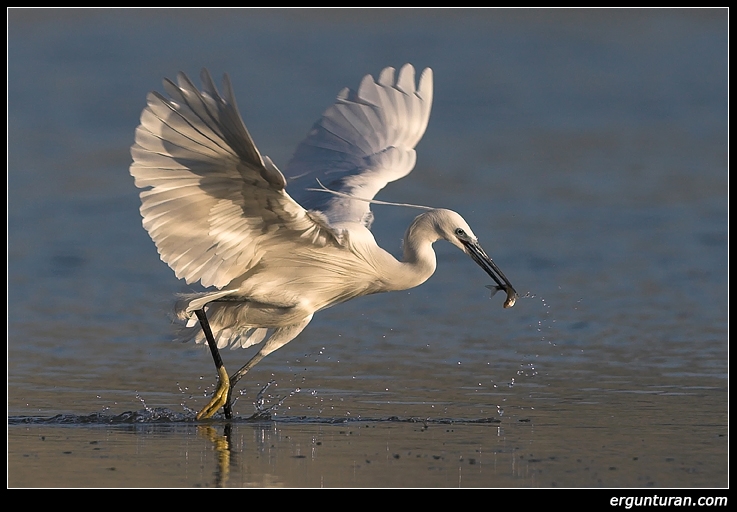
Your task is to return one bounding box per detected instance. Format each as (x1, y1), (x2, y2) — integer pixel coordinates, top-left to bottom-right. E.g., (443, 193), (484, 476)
(9, 9), (727, 487)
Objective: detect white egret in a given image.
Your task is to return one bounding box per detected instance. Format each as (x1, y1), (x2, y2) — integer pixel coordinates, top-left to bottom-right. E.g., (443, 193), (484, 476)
(130, 64), (517, 419)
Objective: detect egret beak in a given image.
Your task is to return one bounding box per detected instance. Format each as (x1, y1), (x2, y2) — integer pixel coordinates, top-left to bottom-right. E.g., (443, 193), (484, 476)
(462, 240), (518, 308)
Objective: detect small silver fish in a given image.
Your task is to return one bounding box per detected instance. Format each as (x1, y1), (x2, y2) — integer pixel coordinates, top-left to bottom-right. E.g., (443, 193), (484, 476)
(486, 285), (518, 309)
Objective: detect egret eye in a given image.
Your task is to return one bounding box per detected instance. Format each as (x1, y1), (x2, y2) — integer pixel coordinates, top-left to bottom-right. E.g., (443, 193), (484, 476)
(455, 228), (466, 237)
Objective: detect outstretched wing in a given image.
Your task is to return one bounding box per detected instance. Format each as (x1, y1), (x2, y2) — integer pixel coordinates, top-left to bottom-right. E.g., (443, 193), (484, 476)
(284, 64), (433, 228)
(130, 69), (341, 290)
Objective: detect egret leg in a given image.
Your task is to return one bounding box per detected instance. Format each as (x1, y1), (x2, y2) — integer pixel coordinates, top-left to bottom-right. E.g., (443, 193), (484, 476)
(194, 309), (232, 420)
(224, 315), (314, 413)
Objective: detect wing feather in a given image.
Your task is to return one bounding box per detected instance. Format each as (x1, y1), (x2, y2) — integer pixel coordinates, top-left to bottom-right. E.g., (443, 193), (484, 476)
(284, 64), (434, 227)
(130, 69), (342, 289)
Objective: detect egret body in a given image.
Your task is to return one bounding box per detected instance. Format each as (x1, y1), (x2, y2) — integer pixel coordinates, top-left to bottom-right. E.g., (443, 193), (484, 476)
(130, 64), (517, 419)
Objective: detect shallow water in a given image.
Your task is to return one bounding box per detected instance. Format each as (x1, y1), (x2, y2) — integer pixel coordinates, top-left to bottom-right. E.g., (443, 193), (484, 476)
(8, 9), (727, 488)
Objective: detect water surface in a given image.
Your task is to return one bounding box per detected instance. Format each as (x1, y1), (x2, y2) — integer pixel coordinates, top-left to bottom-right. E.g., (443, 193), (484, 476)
(8, 8), (727, 488)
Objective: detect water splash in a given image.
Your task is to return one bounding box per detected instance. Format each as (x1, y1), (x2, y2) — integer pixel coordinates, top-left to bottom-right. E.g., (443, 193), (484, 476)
(517, 363), (538, 378)
(249, 380), (301, 420)
(8, 412), (504, 426)
(9, 408), (192, 424)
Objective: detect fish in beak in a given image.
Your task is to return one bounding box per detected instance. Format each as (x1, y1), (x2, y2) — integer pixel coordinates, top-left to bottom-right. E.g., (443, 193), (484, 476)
(462, 240), (518, 308)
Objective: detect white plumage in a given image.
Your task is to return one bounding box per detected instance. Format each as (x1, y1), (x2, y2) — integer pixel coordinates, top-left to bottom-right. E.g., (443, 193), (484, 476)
(130, 64), (516, 419)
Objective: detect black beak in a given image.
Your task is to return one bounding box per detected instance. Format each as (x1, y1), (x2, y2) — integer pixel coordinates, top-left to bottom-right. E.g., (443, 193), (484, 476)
(462, 240), (518, 308)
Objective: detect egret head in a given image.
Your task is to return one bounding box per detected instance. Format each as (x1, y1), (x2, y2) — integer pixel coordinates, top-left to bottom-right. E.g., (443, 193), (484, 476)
(429, 209), (518, 308)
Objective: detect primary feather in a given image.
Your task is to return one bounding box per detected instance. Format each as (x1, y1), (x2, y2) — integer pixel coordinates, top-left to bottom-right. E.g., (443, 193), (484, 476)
(131, 70), (342, 291)
(285, 64), (433, 227)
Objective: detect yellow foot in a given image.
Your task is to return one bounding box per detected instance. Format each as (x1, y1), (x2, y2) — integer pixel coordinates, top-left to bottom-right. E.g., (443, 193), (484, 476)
(196, 366), (230, 420)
